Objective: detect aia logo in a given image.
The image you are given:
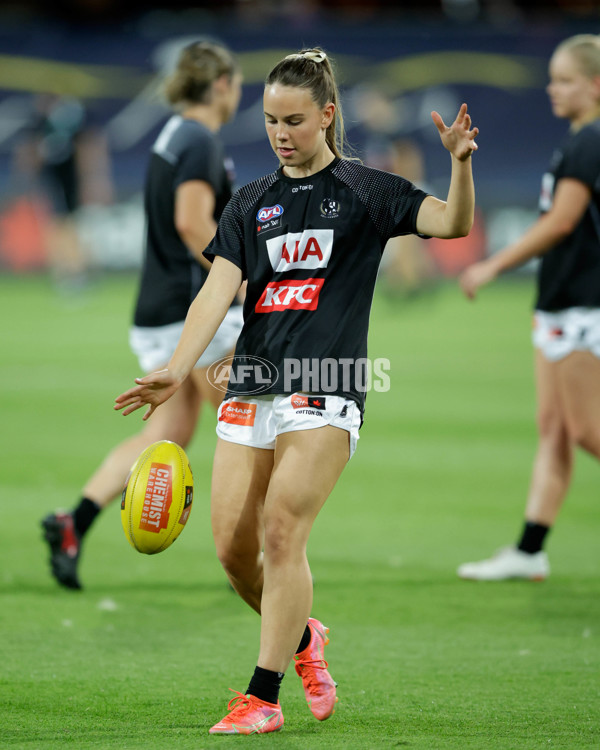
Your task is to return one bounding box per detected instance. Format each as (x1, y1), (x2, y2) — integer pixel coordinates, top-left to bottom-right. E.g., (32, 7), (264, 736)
(291, 395), (326, 410)
(255, 278), (324, 313)
(320, 198), (340, 218)
(257, 204), (284, 223)
(266, 229), (333, 272)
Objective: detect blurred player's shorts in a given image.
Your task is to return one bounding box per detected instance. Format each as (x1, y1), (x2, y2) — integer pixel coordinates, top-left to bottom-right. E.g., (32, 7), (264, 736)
(130, 306), (243, 372)
(533, 307), (600, 361)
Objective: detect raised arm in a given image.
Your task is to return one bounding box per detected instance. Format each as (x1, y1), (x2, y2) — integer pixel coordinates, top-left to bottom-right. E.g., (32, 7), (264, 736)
(460, 177), (591, 299)
(416, 103), (478, 239)
(115, 255), (242, 419)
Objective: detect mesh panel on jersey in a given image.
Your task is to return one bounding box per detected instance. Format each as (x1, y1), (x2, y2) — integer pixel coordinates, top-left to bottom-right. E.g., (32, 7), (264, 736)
(237, 172), (279, 219)
(216, 171), (279, 251)
(332, 160), (422, 239)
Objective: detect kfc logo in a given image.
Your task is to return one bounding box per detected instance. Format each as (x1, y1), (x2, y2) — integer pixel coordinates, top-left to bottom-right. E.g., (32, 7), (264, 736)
(266, 229), (333, 272)
(255, 278), (324, 313)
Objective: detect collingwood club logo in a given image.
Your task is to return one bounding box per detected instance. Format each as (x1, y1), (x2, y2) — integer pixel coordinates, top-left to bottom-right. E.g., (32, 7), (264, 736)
(320, 198), (340, 218)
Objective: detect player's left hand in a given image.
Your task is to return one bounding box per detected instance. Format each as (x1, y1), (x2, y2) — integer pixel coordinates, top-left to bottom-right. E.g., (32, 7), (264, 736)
(459, 259), (497, 300)
(431, 103), (478, 162)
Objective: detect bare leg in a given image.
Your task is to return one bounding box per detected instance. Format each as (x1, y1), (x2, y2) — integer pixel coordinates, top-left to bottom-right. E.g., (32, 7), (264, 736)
(257, 426), (349, 673)
(558, 351), (600, 459)
(83, 370), (203, 507)
(45, 216), (88, 287)
(194, 364), (225, 411)
(211, 438), (274, 613)
(524, 351), (573, 526)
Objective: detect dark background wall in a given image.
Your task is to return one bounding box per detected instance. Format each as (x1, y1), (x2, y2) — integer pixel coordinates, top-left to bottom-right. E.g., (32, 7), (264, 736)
(0, 0), (598, 269)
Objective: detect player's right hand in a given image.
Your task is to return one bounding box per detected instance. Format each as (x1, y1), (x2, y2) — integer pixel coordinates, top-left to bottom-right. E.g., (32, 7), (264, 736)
(114, 369), (182, 420)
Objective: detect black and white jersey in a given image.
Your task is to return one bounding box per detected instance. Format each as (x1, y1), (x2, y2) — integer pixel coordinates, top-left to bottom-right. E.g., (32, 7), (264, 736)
(134, 116), (234, 327)
(536, 119), (600, 312)
(204, 157), (428, 413)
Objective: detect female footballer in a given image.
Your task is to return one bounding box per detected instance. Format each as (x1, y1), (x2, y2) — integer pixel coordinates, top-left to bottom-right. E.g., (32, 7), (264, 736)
(458, 35), (600, 581)
(116, 47), (478, 734)
(42, 41), (243, 590)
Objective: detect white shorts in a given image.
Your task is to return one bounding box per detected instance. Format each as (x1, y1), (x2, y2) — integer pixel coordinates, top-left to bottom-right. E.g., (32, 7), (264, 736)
(532, 308), (600, 361)
(129, 306), (244, 373)
(216, 393), (361, 459)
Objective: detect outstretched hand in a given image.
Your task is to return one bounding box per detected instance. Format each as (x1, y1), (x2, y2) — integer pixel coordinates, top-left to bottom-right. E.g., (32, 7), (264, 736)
(431, 103), (478, 162)
(459, 260), (497, 300)
(114, 369), (182, 420)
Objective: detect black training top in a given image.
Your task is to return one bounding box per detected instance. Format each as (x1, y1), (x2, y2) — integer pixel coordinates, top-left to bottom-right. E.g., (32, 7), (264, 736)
(204, 157), (428, 413)
(536, 119), (600, 312)
(134, 116), (234, 327)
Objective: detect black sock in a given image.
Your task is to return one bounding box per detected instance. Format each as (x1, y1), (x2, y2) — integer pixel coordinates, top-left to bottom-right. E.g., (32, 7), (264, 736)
(246, 666), (284, 705)
(72, 497), (101, 538)
(517, 521), (550, 554)
(295, 624), (311, 654)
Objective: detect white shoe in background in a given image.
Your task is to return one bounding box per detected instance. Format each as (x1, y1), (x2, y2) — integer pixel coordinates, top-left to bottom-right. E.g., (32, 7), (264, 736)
(457, 546), (550, 581)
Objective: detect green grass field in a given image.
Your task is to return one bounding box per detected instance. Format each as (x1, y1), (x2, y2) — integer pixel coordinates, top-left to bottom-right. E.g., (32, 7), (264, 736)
(1, 275), (598, 749)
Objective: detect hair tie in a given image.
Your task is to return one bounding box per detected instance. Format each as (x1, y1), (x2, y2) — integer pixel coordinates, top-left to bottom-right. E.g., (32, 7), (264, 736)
(285, 50), (327, 64)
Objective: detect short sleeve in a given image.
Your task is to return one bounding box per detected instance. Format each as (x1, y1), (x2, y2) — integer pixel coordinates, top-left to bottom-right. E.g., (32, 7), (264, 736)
(387, 180), (429, 238)
(173, 133), (223, 191)
(561, 126), (600, 191)
(331, 161), (429, 242)
(203, 193), (247, 279)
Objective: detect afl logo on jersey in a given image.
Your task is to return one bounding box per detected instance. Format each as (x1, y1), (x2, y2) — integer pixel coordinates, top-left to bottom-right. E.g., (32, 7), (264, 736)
(320, 198), (340, 218)
(257, 204), (284, 223)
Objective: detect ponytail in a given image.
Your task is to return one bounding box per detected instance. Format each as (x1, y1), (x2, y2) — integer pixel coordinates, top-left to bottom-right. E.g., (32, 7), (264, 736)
(265, 48), (348, 159)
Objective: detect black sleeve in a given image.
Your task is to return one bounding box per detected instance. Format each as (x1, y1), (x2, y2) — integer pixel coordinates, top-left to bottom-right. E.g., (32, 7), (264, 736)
(385, 177), (429, 238)
(561, 127), (600, 191)
(332, 161), (429, 242)
(203, 192), (247, 279)
(174, 134), (223, 192)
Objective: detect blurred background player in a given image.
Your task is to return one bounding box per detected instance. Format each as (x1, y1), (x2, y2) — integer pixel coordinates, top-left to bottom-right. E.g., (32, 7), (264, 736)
(351, 84), (439, 296)
(13, 93), (113, 292)
(457, 34), (600, 581)
(114, 47), (478, 735)
(41, 40), (243, 590)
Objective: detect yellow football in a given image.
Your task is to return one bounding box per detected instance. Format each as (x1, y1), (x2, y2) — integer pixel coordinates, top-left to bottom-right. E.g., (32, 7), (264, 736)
(121, 440), (194, 554)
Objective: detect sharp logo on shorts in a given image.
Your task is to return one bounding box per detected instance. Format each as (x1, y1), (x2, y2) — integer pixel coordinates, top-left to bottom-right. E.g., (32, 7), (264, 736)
(266, 229), (333, 272)
(139, 463), (172, 533)
(257, 204), (284, 222)
(219, 401), (257, 426)
(292, 395), (326, 410)
(255, 278), (324, 313)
